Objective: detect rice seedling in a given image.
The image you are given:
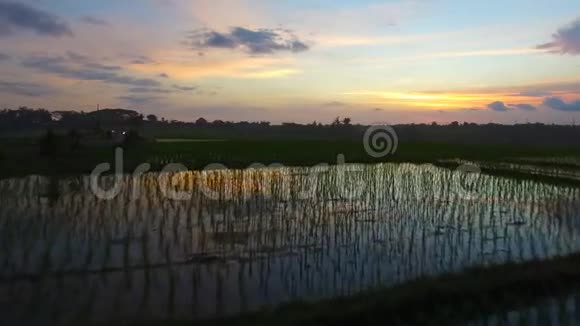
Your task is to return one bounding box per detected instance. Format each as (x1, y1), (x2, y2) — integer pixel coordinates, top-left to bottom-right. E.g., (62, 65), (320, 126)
(1, 162), (580, 323)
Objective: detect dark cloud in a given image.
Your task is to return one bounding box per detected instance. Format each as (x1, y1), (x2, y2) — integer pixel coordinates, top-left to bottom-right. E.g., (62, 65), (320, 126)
(159, 73), (169, 78)
(0, 80), (57, 97)
(128, 85), (198, 94)
(66, 51), (89, 62)
(543, 97), (580, 111)
(173, 85), (197, 91)
(84, 62), (122, 71)
(487, 101), (509, 112)
(202, 31), (237, 48)
(22, 54), (161, 87)
(486, 101), (537, 112)
(0, 1), (72, 37)
(189, 27), (310, 54)
(80, 16), (108, 26)
(130, 55), (155, 65)
(64, 51), (120, 71)
(509, 103), (537, 111)
(536, 18), (580, 55)
(129, 87), (172, 94)
(0, 53), (10, 61)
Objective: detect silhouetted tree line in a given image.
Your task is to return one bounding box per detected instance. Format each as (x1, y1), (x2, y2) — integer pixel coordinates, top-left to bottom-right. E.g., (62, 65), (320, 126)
(0, 107), (144, 131)
(1, 107), (580, 147)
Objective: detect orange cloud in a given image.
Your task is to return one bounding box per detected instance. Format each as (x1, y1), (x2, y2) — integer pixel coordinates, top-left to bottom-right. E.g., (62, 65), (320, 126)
(237, 69), (301, 79)
(127, 53), (297, 80)
(343, 90), (544, 110)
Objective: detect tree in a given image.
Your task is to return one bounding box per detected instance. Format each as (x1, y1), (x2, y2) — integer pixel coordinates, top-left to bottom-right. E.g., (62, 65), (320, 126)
(331, 117), (341, 126)
(0, 107), (52, 130)
(146, 114), (158, 122)
(342, 117), (352, 126)
(88, 108), (141, 123)
(196, 117), (208, 125)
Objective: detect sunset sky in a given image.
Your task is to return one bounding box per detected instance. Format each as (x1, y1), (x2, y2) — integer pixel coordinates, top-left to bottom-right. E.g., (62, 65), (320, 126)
(1, 0), (580, 124)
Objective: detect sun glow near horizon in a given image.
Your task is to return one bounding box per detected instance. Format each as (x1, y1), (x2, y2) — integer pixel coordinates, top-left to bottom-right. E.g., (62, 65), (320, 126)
(342, 91), (546, 110)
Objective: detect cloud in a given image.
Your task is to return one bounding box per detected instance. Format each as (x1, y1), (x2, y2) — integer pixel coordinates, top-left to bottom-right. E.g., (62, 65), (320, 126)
(487, 101), (509, 112)
(188, 27), (309, 54)
(22, 54), (161, 87)
(442, 80), (580, 100)
(130, 55), (155, 65)
(201, 31), (237, 48)
(118, 95), (162, 106)
(129, 55), (296, 80)
(159, 73), (169, 78)
(543, 97), (580, 112)
(514, 90), (553, 97)
(0, 53), (10, 61)
(63, 51), (121, 71)
(509, 103), (537, 111)
(536, 18), (580, 55)
(486, 101), (536, 112)
(0, 1), (72, 37)
(80, 16), (108, 26)
(236, 68), (300, 79)
(0, 80), (57, 97)
(129, 87), (172, 94)
(83, 62), (122, 71)
(66, 51), (89, 62)
(126, 85), (200, 97)
(173, 85), (197, 91)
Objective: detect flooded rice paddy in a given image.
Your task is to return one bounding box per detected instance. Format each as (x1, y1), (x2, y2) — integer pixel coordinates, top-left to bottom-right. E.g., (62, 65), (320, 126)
(1, 163), (580, 324)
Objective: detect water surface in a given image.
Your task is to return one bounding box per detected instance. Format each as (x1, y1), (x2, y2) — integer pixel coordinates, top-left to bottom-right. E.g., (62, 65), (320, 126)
(1, 163), (579, 324)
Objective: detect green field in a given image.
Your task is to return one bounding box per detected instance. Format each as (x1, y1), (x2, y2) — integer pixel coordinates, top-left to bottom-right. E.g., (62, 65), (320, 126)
(1, 136), (580, 179)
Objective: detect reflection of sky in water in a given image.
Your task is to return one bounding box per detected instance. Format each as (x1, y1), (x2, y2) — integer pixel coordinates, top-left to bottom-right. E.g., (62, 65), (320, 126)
(0, 163), (579, 324)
